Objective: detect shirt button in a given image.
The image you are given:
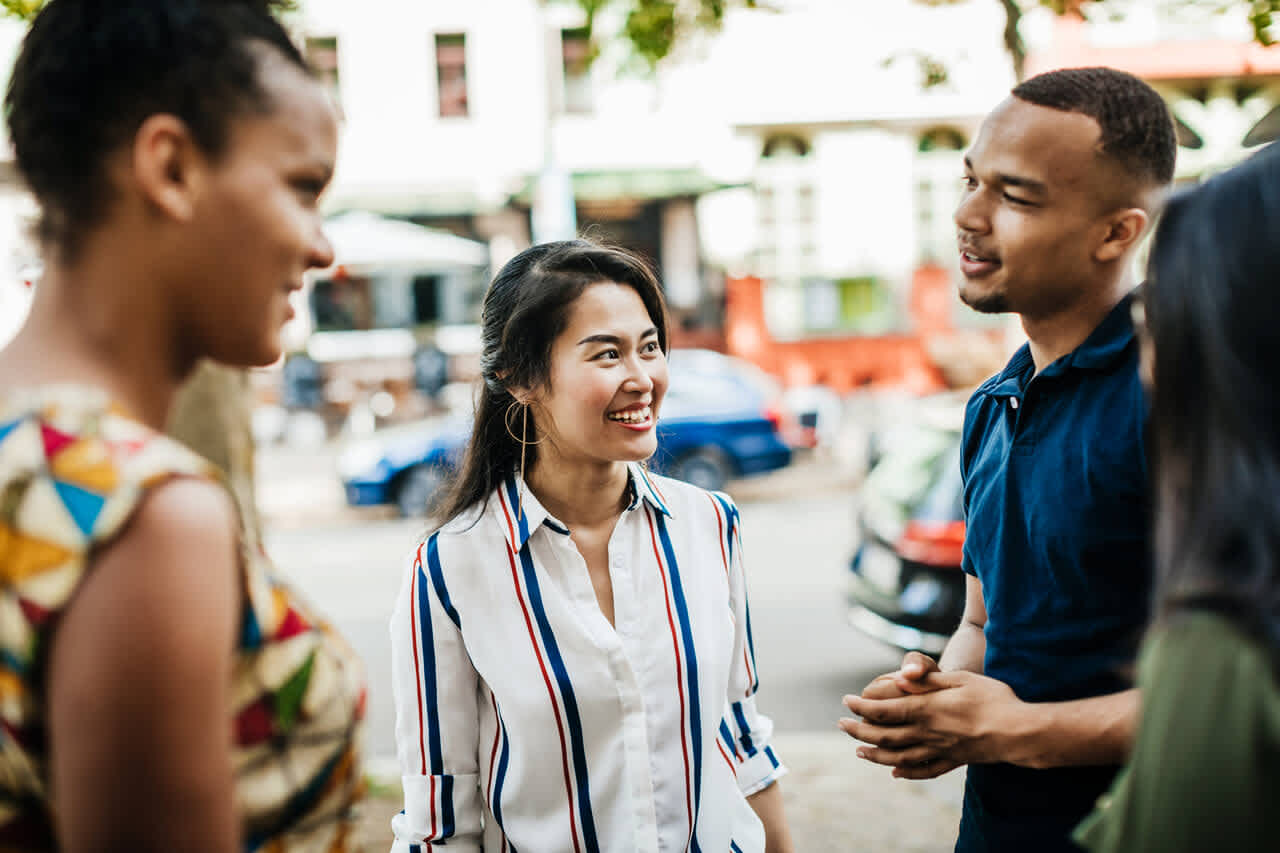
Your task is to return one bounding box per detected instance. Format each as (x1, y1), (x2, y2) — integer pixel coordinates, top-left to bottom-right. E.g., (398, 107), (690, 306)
(1010, 398), (1020, 410)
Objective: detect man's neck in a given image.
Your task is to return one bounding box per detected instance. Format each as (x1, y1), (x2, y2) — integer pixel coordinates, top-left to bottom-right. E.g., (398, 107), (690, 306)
(1021, 278), (1132, 375)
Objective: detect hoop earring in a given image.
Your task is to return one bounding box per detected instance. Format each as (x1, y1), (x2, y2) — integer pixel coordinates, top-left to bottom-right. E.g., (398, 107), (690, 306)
(505, 400), (544, 521)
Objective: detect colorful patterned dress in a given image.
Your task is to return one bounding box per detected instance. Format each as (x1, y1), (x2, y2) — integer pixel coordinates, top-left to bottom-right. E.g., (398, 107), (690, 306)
(0, 386), (366, 850)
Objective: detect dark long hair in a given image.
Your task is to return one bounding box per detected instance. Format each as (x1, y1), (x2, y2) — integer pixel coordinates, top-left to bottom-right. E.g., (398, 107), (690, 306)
(433, 239), (669, 526)
(1146, 143), (1280, 656)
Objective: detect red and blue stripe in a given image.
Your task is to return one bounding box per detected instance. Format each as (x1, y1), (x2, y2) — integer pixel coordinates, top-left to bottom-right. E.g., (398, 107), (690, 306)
(486, 690), (516, 852)
(499, 480), (600, 853)
(411, 538), (455, 841)
(647, 505), (704, 853)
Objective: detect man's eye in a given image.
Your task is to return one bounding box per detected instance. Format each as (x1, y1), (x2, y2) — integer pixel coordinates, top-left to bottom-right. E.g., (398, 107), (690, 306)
(595, 348), (620, 361)
(1003, 193), (1033, 206)
(961, 175), (977, 190)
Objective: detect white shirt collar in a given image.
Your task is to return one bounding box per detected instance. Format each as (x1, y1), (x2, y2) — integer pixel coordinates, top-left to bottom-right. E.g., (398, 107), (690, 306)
(493, 462), (674, 552)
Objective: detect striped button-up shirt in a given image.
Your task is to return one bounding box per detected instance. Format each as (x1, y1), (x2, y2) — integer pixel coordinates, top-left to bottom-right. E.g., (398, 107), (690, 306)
(389, 463), (785, 852)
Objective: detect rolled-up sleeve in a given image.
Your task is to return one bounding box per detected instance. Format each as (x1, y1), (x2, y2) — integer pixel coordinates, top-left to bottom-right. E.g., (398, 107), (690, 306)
(389, 536), (483, 852)
(716, 495), (787, 797)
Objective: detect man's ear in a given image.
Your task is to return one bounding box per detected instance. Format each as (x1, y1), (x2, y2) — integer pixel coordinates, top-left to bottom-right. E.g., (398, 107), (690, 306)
(1094, 207), (1149, 263)
(131, 114), (204, 223)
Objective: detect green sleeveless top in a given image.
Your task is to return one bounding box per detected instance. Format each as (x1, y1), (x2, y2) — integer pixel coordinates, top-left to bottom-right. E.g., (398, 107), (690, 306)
(1075, 611), (1280, 852)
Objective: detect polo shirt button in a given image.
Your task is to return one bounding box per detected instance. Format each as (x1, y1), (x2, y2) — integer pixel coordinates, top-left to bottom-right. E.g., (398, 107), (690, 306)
(1010, 398), (1019, 410)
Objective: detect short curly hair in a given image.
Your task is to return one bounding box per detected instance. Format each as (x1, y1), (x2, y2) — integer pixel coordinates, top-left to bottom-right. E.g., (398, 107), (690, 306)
(1012, 67), (1176, 188)
(5, 0), (309, 256)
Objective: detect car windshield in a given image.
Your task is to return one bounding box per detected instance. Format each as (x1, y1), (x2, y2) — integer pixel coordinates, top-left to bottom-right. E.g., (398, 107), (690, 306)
(915, 441), (964, 522)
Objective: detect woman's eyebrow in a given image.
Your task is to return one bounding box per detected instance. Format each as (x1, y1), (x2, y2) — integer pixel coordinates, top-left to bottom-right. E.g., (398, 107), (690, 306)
(577, 327), (658, 346)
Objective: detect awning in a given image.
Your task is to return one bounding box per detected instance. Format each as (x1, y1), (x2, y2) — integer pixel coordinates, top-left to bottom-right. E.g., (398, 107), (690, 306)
(319, 210), (488, 273)
(512, 168), (738, 206)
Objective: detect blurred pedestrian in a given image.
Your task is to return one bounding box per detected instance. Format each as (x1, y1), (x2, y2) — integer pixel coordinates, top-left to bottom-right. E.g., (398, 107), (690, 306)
(841, 67), (1176, 852)
(1072, 141), (1280, 853)
(388, 239), (794, 852)
(0, 1), (365, 849)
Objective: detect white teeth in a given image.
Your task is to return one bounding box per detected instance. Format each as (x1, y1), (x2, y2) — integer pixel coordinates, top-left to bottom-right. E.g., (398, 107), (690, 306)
(608, 406), (651, 424)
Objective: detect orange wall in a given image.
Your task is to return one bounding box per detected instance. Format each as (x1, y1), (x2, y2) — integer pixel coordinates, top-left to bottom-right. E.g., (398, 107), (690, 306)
(721, 275), (949, 394)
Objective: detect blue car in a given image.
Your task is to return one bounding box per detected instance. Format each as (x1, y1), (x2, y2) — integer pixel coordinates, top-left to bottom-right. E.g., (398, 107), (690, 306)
(337, 357), (794, 517)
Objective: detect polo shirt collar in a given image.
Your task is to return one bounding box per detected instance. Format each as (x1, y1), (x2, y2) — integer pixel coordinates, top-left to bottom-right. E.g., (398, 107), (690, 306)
(1047, 291), (1137, 376)
(984, 291), (1138, 396)
(496, 463), (672, 551)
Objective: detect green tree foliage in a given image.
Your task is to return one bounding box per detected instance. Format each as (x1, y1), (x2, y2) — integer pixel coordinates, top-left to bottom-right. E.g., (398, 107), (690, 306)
(570, 0), (1280, 77)
(0, 0), (298, 21)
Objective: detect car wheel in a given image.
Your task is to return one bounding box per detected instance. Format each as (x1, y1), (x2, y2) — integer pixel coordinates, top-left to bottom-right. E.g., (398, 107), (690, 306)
(395, 464), (447, 518)
(669, 448), (733, 492)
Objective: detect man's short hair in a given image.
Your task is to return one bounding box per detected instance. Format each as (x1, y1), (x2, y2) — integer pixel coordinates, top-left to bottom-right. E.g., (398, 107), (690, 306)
(5, 0), (309, 256)
(1012, 67), (1177, 188)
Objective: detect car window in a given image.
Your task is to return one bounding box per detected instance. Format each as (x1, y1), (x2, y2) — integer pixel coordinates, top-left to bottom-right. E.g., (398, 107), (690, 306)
(915, 440), (964, 522)
(862, 425), (956, 511)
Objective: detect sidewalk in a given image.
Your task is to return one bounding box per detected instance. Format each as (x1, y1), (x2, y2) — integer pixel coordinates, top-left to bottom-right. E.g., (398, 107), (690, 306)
(355, 732), (965, 852)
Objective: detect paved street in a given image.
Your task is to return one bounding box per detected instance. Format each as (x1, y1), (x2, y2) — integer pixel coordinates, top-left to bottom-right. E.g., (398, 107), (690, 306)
(261, 446), (965, 850)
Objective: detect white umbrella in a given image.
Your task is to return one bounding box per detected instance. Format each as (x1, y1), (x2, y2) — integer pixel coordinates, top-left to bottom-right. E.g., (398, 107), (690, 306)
(320, 210), (488, 273)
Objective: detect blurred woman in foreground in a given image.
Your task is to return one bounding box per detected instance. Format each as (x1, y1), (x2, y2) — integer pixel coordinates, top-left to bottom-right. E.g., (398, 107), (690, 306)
(1075, 144), (1280, 851)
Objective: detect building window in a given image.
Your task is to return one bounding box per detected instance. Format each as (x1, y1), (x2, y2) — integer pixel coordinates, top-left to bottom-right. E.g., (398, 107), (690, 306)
(561, 27), (593, 114)
(755, 133), (817, 283)
(305, 36), (341, 113)
(913, 126), (968, 265)
(435, 33), (469, 118)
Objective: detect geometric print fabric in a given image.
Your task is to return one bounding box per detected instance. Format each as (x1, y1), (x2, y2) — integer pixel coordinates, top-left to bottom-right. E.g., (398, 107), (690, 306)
(0, 387), (366, 851)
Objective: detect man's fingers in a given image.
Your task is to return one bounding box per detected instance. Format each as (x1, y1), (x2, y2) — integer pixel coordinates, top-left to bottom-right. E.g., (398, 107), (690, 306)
(853, 742), (944, 767)
(838, 717), (925, 749)
(891, 759), (962, 781)
(859, 677), (906, 700)
(891, 673), (944, 695)
(899, 651), (940, 680)
(843, 694), (917, 725)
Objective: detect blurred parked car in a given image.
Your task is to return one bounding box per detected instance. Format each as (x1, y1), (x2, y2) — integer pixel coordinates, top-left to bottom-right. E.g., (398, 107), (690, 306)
(337, 351), (794, 516)
(847, 395), (967, 655)
(667, 349), (832, 450)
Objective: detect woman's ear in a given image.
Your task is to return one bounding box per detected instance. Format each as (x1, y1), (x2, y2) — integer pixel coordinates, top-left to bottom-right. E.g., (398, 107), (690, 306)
(131, 114), (204, 223)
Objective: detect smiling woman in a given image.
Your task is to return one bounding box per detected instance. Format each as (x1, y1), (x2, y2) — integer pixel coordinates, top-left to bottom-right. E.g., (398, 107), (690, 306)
(388, 239), (796, 852)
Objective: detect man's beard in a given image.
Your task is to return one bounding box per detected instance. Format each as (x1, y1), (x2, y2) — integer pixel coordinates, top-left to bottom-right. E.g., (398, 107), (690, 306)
(959, 284), (1009, 314)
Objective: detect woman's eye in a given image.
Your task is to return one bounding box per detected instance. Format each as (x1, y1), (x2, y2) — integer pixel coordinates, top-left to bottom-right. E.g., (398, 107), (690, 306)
(642, 341), (660, 354)
(961, 175), (977, 190)
(294, 179), (326, 201)
(595, 348), (620, 361)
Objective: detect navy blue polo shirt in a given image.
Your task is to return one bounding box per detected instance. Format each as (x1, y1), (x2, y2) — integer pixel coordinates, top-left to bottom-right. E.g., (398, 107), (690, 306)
(960, 293), (1151, 821)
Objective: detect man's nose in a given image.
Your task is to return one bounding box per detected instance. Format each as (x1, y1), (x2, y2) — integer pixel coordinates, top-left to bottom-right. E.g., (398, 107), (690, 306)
(954, 190), (989, 235)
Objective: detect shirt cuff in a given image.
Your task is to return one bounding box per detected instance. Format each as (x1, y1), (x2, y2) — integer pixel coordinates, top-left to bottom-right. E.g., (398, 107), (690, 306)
(738, 744), (788, 797)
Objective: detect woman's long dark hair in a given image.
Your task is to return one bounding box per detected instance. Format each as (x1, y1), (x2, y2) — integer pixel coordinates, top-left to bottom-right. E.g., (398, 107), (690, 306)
(432, 239), (669, 527)
(1146, 143), (1280, 656)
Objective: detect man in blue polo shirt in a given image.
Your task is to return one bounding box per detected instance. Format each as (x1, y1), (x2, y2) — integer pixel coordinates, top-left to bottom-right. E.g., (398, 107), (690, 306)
(840, 67), (1176, 851)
